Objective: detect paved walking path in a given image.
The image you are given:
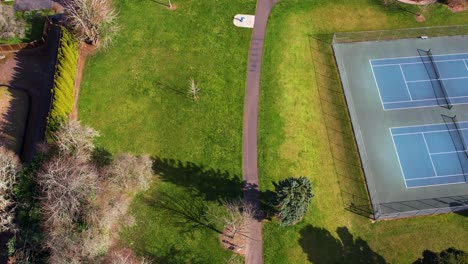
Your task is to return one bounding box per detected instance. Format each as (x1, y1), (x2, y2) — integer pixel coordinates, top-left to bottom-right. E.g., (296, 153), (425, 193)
(0, 25), (60, 162)
(242, 0), (278, 263)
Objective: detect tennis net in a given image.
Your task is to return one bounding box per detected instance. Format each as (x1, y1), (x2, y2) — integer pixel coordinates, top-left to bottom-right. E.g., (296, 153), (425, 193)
(418, 49), (452, 109)
(442, 115), (468, 182)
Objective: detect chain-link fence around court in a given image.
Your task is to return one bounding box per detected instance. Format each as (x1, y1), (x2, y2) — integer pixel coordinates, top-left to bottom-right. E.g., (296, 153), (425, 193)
(333, 24), (468, 44)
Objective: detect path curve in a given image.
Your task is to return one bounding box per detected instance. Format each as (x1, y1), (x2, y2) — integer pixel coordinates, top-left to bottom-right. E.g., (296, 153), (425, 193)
(242, 0), (278, 263)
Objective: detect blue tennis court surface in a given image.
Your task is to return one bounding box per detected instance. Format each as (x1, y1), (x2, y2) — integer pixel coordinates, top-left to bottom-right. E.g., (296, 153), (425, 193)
(371, 53), (468, 110)
(392, 122), (468, 188)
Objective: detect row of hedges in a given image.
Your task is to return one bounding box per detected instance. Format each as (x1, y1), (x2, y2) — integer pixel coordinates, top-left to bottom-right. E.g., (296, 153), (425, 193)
(47, 27), (78, 139)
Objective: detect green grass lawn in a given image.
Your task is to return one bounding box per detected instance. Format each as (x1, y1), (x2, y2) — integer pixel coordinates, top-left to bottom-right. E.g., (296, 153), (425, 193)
(79, 0), (468, 262)
(79, 0), (255, 261)
(259, 0), (468, 263)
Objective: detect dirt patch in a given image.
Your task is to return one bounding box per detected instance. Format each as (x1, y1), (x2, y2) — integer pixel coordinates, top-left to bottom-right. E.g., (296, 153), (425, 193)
(415, 13), (426, 22)
(0, 54), (16, 83)
(70, 43), (97, 121)
(219, 230), (247, 256)
(447, 0), (468, 12)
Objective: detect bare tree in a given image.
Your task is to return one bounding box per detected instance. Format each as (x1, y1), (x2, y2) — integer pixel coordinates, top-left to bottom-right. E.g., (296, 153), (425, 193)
(188, 78), (200, 101)
(106, 154), (153, 190)
(63, 0), (119, 47)
(36, 121), (155, 263)
(0, 5), (25, 40)
(54, 120), (99, 160)
(0, 147), (20, 232)
(37, 154), (98, 228)
(211, 199), (257, 240)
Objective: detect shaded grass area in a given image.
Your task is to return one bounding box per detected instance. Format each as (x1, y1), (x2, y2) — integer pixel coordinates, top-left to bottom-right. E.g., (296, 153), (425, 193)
(79, 0), (255, 261)
(259, 0), (468, 263)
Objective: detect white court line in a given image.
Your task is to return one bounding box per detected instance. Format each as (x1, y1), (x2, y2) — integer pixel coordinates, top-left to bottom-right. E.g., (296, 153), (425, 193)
(372, 58), (465, 67)
(390, 128), (468, 189)
(385, 94), (468, 104)
(392, 127), (468, 136)
(399, 64), (413, 100)
(406, 76), (468, 83)
(384, 101), (468, 111)
(391, 120), (468, 130)
(369, 60), (385, 109)
(464, 59), (468, 71)
(430, 150), (468, 155)
(406, 173), (466, 181)
(389, 128), (408, 188)
(370, 52), (468, 62)
(422, 133), (438, 177)
(406, 180), (467, 189)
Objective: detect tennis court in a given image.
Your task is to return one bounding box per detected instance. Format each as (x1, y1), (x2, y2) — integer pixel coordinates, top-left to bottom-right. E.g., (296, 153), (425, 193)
(391, 120), (468, 188)
(371, 53), (468, 110)
(332, 34), (468, 219)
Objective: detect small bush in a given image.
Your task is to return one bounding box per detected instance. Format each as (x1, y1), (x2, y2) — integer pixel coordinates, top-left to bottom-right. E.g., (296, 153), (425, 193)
(54, 120), (99, 160)
(0, 5), (25, 40)
(106, 154), (153, 190)
(0, 147), (21, 232)
(47, 27), (79, 139)
(274, 177), (314, 226)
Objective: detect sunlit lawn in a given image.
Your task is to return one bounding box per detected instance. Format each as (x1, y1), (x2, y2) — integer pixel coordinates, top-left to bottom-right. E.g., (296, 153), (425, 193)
(79, 0), (468, 262)
(259, 0), (468, 263)
(79, 0), (255, 261)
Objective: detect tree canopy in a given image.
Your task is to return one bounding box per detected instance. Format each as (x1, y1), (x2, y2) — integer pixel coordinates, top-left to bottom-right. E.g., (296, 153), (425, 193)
(274, 176), (314, 226)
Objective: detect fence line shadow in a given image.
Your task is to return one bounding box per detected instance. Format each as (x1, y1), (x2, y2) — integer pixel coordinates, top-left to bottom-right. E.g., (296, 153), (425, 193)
(308, 35), (373, 218)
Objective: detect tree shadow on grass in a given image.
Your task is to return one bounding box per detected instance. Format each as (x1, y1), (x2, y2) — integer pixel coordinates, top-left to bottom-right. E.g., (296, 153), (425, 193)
(308, 35), (373, 219)
(299, 225), (386, 264)
(149, 0), (171, 8)
(413, 247), (468, 264)
(137, 244), (203, 264)
(152, 157), (243, 203)
(143, 188), (223, 235)
(152, 157), (280, 221)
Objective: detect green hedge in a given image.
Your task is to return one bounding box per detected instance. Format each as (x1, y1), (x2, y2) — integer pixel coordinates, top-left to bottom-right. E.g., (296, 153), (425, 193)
(47, 27), (78, 139)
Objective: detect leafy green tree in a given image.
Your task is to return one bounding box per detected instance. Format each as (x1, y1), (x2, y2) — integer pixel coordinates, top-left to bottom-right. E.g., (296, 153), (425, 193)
(274, 176), (314, 226)
(414, 248), (468, 264)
